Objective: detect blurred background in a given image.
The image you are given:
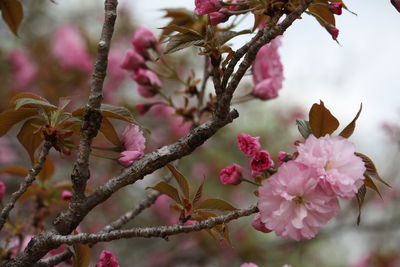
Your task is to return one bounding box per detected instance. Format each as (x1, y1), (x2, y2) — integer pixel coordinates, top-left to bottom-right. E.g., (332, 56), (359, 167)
(0, 1), (399, 266)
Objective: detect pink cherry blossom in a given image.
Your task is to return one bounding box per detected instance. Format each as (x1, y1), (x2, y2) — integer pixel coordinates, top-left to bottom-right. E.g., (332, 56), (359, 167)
(329, 2), (343, 15)
(132, 69), (162, 88)
(295, 135), (366, 199)
(219, 163), (242, 185)
(237, 133), (261, 157)
(250, 150), (274, 171)
(120, 49), (145, 71)
(118, 125), (146, 166)
(240, 263), (259, 267)
(131, 26), (157, 53)
(251, 214), (271, 233)
(258, 161), (339, 240)
(195, 0), (222, 15)
(51, 24), (92, 72)
(61, 190), (72, 201)
(137, 85), (157, 98)
(8, 49), (37, 91)
(96, 250), (119, 267)
(119, 151), (144, 166)
(252, 38), (284, 100)
(0, 182), (5, 201)
(392, 0), (400, 13)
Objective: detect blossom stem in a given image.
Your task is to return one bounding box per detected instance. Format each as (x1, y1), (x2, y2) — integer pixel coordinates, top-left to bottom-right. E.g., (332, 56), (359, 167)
(242, 178), (261, 186)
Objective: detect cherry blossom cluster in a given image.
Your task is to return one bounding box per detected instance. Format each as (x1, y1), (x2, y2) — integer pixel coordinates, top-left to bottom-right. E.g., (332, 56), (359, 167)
(195, 0), (245, 26)
(256, 134), (366, 240)
(118, 124), (146, 166)
(120, 26), (162, 98)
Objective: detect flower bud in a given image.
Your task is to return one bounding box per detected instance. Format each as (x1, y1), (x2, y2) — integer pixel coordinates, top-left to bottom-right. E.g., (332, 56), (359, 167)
(195, 0), (222, 15)
(61, 190), (72, 201)
(250, 150), (274, 171)
(219, 163), (243, 185)
(328, 3), (343, 15)
(251, 214), (272, 233)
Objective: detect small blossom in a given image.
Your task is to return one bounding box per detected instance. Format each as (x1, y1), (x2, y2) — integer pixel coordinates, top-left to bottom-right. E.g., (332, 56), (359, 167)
(258, 161), (339, 240)
(96, 250), (119, 267)
(251, 214), (271, 233)
(277, 151), (290, 167)
(237, 133), (261, 157)
(295, 135), (366, 199)
(329, 2), (343, 15)
(195, 0), (222, 15)
(0, 182), (5, 201)
(61, 190), (72, 201)
(132, 69), (162, 88)
(120, 49), (145, 71)
(119, 125), (145, 166)
(392, 0), (400, 13)
(240, 263), (259, 267)
(137, 85), (157, 98)
(131, 26), (157, 53)
(209, 10), (229, 25)
(136, 103), (153, 115)
(250, 150), (274, 171)
(252, 78), (280, 100)
(219, 163), (242, 185)
(118, 151), (144, 166)
(327, 26), (339, 40)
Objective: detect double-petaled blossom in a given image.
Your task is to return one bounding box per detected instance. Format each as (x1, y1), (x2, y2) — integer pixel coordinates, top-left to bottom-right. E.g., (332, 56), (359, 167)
(237, 133), (261, 157)
(219, 163), (243, 185)
(250, 150), (274, 171)
(0, 182), (5, 201)
(195, 0), (222, 15)
(118, 124), (146, 166)
(51, 24), (92, 72)
(329, 2), (343, 15)
(252, 38), (284, 100)
(258, 161), (339, 240)
(251, 214), (271, 233)
(131, 26), (157, 53)
(295, 135), (366, 200)
(120, 49), (145, 71)
(8, 50), (37, 91)
(95, 250), (119, 267)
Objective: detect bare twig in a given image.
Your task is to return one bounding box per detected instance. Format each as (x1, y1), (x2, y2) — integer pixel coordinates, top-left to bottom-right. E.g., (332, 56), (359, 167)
(0, 141), (52, 230)
(34, 248), (73, 267)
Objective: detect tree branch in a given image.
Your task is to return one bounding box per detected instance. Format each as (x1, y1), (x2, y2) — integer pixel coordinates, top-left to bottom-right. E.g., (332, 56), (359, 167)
(34, 248), (73, 267)
(0, 141), (52, 230)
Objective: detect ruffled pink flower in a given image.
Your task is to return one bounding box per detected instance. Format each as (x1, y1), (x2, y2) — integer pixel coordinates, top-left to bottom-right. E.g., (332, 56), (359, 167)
(0, 138), (16, 164)
(296, 135), (366, 199)
(9, 50), (37, 91)
(219, 164), (242, 185)
(251, 214), (271, 233)
(131, 26), (157, 53)
(0, 182), (5, 201)
(329, 3), (343, 15)
(195, 0), (222, 15)
(118, 125), (145, 166)
(392, 0), (400, 13)
(96, 250), (119, 267)
(252, 38), (284, 100)
(120, 49), (145, 71)
(132, 69), (162, 88)
(61, 190), (72, 201)
(258, 161), (339, 240)
(237, 133), (261, 157)
(240, 263), (259, 267)
(250, 150), (274, 171)
(51, 24), (92, 72)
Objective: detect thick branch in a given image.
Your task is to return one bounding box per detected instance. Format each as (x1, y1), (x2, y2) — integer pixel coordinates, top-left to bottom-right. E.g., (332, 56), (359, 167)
(52, 205), (258, 245)
(0, 141), (52, 230)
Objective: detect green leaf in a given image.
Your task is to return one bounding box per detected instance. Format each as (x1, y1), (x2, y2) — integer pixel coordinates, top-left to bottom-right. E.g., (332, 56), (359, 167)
(166, 164), (190, 199)
(72, 243), (91, 267)
(309, 100), (339, 137)
(192, 178), (205, 205)
(146, 182), (181, 204)
(0, 165), (28, 177)
(355, 184), (366, 225)
(356, 152), (391, 187)
(164, 33), (204, 54)
(159, 25), (201, 36)
(0, 108), (38, 137)
(0, 0), (23, 36)
(14, 98), (57, 111)
(296, 119), (312, 139)
(196, 198), (237, 211)
(339, 104), (362, 138)
(17, 118), (45, 163)
(99, 117), (121, 146)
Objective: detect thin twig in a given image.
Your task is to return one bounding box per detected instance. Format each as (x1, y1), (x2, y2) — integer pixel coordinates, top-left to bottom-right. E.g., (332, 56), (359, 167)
(34, 248), (73, 267)
(0, 141), (52, 230)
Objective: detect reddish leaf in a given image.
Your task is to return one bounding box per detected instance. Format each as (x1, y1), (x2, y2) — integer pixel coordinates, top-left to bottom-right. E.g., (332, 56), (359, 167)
(72, 104), (138, 125)
(308, 0), (335, 27)
(0, 108), (38, 136)
(10, 92), (50, 106)
(355, 152), (391, 187)
(0, 0), (23, 36)
(14, 98), (57, 111)
(17, 118), (45, 163)
(191, 210), (217, 221)
(164, 33), (204, 54)
(146, 182), (181, 204)
(355, 184), (366, 225)
(0, 165), (28, 177)
(99, 117), (121, 146)
(72, 243), (91, 267)
(166, 164), (190, 199)
(192, 179), (205, 205)
(364, 174), (382, 199)
(339, 104), (362, 138)
(196, 198), (237, 211)
(309, 100), (339, 137)
(38, 158), (55, 181)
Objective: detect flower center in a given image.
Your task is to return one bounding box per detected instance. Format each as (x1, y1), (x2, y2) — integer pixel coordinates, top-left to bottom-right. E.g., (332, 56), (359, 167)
(293, 196), (304, 204)
(324, 160), (333, 170)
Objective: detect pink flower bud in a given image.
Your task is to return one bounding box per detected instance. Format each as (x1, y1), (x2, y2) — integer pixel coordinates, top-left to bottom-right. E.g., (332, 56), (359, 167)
(237, 133), (261, 157)
(219, 163), (242, 185)
(131, 26), (157, 53)
(392, 0), (400, 13)
(277, 151), (290, 167)
(61, 190), (72, 201)
(96, 250), (119, 267)
(118, 151), (144, 167)
(0, 182), (6, 201)
(250, 150), (274, 171)
(195, 0), (222, 15)
(137, 85), (158, 98)
(209, 10), (229, 26)
(136, 103), (153, 115)
(251, 214), (271, 233)
(329, 3), (343, 15)
(327, 26), (339, 40)
(132, 69), (162, 88)
(120, 49), (145, 71)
